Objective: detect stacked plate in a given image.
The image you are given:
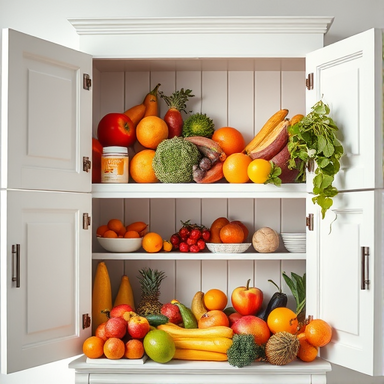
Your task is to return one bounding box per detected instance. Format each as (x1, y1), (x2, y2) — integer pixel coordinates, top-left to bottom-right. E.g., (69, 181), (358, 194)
(281, 233), (306, 253)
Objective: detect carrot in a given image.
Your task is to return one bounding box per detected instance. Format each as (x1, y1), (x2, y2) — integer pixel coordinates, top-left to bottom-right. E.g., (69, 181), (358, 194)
(143, 83), (161, 117)
(124, 103), (146, 128)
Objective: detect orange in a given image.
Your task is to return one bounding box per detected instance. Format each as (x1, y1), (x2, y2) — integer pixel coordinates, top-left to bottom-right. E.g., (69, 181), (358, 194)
(95, 322), (108, 341)
(96, 225), (109, 237)
(103, 230), (118, 238)
(305, 319), (332, 347)
(247, 159), (272, 184)
(212, 127), (245, 156)
(209, 217), (230, 243)
(297, 332), (318, 362)
(231, 220), (249, 241)
(223, 153), (252, 183)
(107, 219), (124, 233)
(103, 337), (125, 360)
(82, 336), (105, 359)
(203, 289), (228, 311)
(136, 116), (168, 149)
(267, 307), (299, 335)
(126, 221), (149, 237)
(125, 339), (145, 359)
(124, 230), (140, 238)
(198, 310), (229, 329)
(142, 232), (163, 253)
(163, 240), (172, 252)
(130, 149), (159, 183)
(117, 226), (127, 237)
(219, 223), (245, 244)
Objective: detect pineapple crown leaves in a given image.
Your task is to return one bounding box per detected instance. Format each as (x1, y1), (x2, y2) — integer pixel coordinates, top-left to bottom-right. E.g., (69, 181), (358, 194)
(159, 88), (195, 113)
(282, 271), (306, 316)
(137, 267), (167, 293)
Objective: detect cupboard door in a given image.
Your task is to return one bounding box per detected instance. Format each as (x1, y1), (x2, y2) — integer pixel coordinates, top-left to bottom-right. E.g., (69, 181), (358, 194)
(1, 29), (92, 192)
(308, 190), (383, 376)
(0, 190), (92, 374)
(306, 28), (383, 191)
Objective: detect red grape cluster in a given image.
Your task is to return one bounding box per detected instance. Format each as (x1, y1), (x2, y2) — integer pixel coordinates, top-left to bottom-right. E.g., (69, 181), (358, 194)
(170, 221), (211, 253)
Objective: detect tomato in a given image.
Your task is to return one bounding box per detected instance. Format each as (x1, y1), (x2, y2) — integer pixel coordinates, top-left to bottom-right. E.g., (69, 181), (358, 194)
(247, 159), (272, 184)
(92, 138), (103, 183)
(97, 113), (136, 147)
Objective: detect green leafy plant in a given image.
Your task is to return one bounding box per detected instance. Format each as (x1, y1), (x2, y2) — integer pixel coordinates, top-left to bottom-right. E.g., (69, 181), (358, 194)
(282, 271), (306, 323)
(287, 100), (344, 218)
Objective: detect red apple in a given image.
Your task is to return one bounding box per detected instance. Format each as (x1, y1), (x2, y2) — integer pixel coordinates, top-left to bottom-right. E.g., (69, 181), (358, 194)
(110, 304), (134, 318)
(161, 303), (183, 324)
(105, 316), (127, 339)
(231, 315), (271, 345)
(228, 312), (243, 326)
(231, 279), (263, 316)
(127, 316), (150, 339)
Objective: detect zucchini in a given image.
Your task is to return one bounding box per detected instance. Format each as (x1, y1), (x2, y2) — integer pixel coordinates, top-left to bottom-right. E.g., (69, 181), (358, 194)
(144, 313), (169, 327)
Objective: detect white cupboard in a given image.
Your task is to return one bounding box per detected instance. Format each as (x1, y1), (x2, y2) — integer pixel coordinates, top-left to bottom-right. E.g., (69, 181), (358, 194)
(0, 17), (383, 383)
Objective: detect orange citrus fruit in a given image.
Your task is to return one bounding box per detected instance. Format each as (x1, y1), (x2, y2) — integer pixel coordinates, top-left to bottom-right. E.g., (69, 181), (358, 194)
(267, 307), (299, 334)
(297, 332), (318, 362)
(124, 230), (140, 238)
(305, 319), (332, 347)
(126, 221), (149, 237)
(198, 310), (229, 328)
(103, 337), (125, 360)
(223, 153), (252, 183)
(230, 220), (249, 241)
(130, 149), (159, 183)
(142, 232), (163, 253)
(107, 219), (124, 233)
(125, 339), (145, 359)
(163, 240), (172, 252)
(247, 159), (272, 184)
(212, 127), (245, 156)
(117, 226), (127, 237)
(82, 336), (105, 359)
(136, 116), (168, 149)
(95, 322), (108, 341)
(96, 225), (109, 237)
(209, 217), (230, 243)
(219, 222), (245, 243)
(103, 230), (118, 238)
(203, 289), (228, 311)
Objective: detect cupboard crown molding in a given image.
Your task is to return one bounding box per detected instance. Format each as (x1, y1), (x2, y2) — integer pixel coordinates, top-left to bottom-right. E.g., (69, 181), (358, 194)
(68, 16), (334, 36)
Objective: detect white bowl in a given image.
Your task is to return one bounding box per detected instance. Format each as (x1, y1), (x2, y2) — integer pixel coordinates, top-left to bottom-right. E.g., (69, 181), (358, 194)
(206, 243), (252, 254)
(97, 237), (143, 253)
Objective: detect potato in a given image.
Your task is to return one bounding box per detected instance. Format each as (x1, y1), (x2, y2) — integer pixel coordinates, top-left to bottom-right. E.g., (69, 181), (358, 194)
(252, 227), (279, 253)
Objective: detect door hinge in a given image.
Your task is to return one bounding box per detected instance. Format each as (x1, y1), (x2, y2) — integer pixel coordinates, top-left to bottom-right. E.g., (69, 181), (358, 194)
(83, 74), (91, 90)
(306, 213), (314, 231)
(83, 213), (91, 230)
(82, 313), (91, 329)
(306, 73), (314, 90)
(83, 156), (91, 173)
(361, 246), (370, 290)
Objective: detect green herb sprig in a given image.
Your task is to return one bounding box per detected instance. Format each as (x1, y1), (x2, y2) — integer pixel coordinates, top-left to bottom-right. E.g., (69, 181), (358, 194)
(287, 100), (344, 218)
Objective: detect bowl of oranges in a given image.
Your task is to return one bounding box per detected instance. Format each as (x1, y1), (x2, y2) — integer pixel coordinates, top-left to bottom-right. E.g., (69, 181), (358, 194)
(96, 219), (147, 253)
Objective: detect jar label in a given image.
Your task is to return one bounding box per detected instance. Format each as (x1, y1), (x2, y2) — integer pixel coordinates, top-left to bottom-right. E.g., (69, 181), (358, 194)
(101, 157), (129, 183)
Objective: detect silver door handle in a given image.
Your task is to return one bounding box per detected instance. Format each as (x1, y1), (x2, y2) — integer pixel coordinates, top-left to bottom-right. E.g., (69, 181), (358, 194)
(12, 244), (20, 288)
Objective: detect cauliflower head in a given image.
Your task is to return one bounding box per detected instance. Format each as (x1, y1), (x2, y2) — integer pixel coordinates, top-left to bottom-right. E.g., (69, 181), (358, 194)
(152, 137), (202, 183)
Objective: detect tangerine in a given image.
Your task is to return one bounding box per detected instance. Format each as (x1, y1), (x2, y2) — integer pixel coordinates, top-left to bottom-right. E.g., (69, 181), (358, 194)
(107, 219), (124, 233)
(223, 153), (252, 183)
(209, 217), (230, 243)
(231, 220), (249, 241)
(297, 332), (318, 362)
(203, 289), (228, 311)
(82, 336), (105, 359)
(125, 339), (145, 359)
(219, 222), (245, 243)
(130, 149), (159, 183)
(126, 221), (149, 236)
(247, 159), (272, 184)
(136, 116), (168, 149)
(103, 337), (125, 360)
(305, 319), (332, 347)
(103, 230), (118, 238)
(117, 226), (127, 237)
(142, 232), (163, 253)
(95, 322), (108, 341)
(267, 307), (299, 335)
(212, 127), (245, 156)
(96, 225), (109, 237)
(124, 230), (140, 238)
(198, 310), (229, 329)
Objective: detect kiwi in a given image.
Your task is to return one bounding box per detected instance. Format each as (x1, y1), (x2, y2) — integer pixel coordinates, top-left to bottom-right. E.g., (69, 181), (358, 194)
(265, 331), (300, 366)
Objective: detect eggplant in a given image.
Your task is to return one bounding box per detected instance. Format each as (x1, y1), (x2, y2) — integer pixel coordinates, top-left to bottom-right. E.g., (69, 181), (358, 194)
(257, 279), (288, 322)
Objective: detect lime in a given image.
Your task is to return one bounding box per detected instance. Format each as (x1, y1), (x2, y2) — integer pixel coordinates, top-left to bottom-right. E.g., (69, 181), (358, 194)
(143, 329), (175, 363)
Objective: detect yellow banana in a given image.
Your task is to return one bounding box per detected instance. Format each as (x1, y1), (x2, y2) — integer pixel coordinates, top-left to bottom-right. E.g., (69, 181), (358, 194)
(191, 291), (208, 320)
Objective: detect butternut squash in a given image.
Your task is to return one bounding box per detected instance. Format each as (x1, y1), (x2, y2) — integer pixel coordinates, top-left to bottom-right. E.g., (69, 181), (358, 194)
(173, 337), (233, 354)
(157, 323), (233, 339)
(113, 274), (135, 310)
(143, 83), (161, 117)
(173, 348), (228, 361)
(92, 261), (112, 334)
(124, 103), (146, 128)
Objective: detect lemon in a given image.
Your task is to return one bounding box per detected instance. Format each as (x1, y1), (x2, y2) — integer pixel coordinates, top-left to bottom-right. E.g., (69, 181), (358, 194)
(143, 329), (175, 363)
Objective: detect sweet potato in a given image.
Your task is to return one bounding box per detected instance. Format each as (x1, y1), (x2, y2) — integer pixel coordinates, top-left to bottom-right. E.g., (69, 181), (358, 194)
(271, 145), (300, 183)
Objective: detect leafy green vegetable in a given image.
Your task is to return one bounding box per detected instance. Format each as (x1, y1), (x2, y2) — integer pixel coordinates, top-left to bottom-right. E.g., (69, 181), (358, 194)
(282, 271), (306, 323)
(182, 113), (215, 138)
(287, 100), (344, 218)
(266, 161), (282, 186)
(227, 334), (265, 368)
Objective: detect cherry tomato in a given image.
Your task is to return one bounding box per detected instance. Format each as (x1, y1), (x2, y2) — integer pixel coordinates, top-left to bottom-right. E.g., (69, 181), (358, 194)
(97, 113), (136, 147)
(189, 229), (202, 240)
(247, 159), (272, 184)
(197, 239), (206, 250)
(202, 229), (211, 242)
(189, 245), (200, 253)
(92, 138), (103, 183)
(179, 242), (189, 253)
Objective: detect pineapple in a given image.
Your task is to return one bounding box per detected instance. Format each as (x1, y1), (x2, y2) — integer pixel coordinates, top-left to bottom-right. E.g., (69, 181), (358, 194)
(136, 268), (166, 316)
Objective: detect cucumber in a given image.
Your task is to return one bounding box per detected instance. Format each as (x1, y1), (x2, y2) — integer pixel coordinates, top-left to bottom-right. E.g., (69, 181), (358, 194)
(144, 313), (169, 327)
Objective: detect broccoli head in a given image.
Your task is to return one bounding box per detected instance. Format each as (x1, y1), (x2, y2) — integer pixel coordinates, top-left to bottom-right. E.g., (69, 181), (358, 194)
(227, 334), (265, 368)
(182, 113), (215, 138)
(152, 137), (202, 183)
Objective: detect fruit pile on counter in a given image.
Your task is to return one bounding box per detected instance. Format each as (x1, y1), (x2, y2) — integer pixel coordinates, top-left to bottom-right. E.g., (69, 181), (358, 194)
(84, 263), (332, 367)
